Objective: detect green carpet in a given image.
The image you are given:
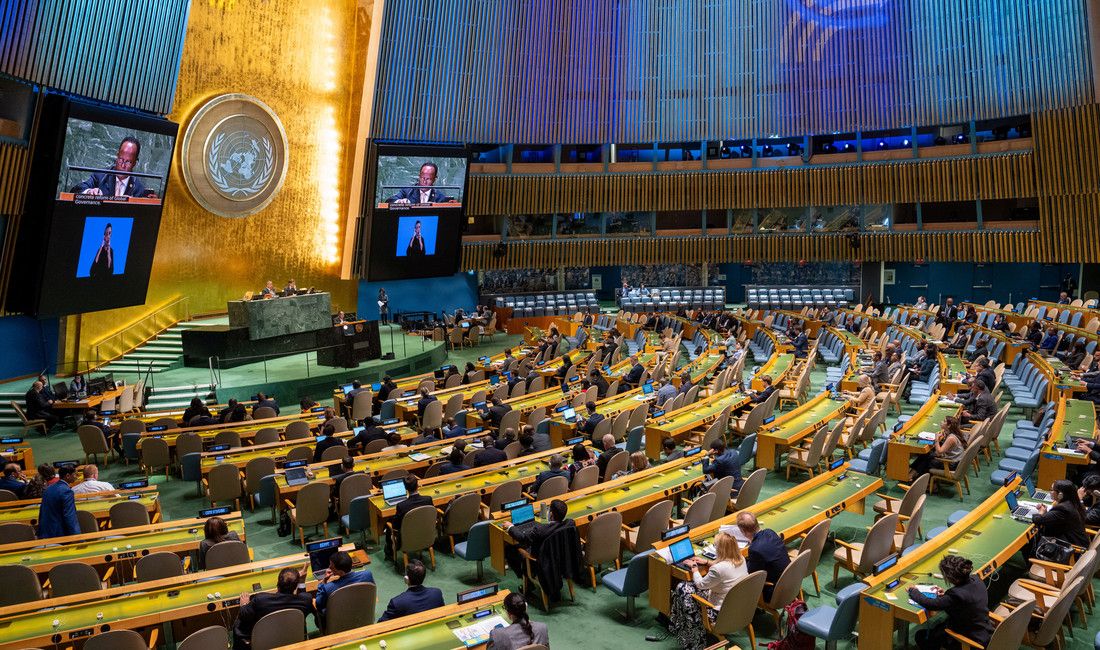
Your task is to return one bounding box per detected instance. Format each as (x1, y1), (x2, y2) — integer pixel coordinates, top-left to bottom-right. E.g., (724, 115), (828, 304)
(7, 336), (1099, 650)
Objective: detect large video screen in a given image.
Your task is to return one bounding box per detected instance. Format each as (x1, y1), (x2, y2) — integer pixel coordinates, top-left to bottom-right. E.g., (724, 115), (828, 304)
(6, 96), (178, 317)
(364, 144), (468, 282)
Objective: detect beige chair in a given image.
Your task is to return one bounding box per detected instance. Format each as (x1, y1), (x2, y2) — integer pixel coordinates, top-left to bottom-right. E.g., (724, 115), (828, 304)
(251, 608), (305, 650)
(760, 550), (812, 631)
(77, 509), (99, 533)
(621, 499), (672, 553)
(351, 391), (374, 421)
(284, 420), (312, 440)
(286, 481), (331, 546)
(444, 393), (464, 420)
(253, 428), (280, 445)
(338, 473), (372, 518)
(213, 430), (241, 448)
(503, 440), (523, 460)
(363, 439), (388, 454)
(674, 492), (715, 530)
(286, 445), (313, 463)
(136, 551), (183, 582)
(602, 450), (629, 481)
(947, 597), (1034, 650)
(732, 468), (766, 512)
(109, 500), (150, 528)
(329, 417), (350, 433)
(534, 475), (568, 501)
(84, 630), (148, 650)
(391, 504), (438, 570)
(785, 424), (827, 480)
(444, 373), (462, 388)
(48, 562), (106, 596)
(498, 408), (521, 434)
(449, 328), (465, 350)
(325, 581), (377, 634)
(174, 432), (204, 475)
(321, 445), (350, 463)
(510, 382), (526, 399)
(203, 462), (241, 509)
(833, 513), (898, 587)
(0, 565), (42, 606)
(1009, 549), (1096, 623)
(253, 406), (277, 420)
(205, 540), (251, 569)
(994, 577), (1083, 650)
(694, 570), (767, 650)
(151, 417), (178, 429)
(0, 522), (36, 543)
(118, 418), (147, 435)
(0, 488), (17, 502)
(570, 465), (599, 490)
(582, 510), (622, 590)
(11, 401), (48, 436)
(789, 519), (830, 596)
(929, 439), (983, 500)
(487, 480), (524, 514)
(178, 626), (229, 650)
(245, 456), (277, 511)
(77, 425), (112, 465)
(873, 472), (929, 520)
(379, 469), (409, 484)
(892, 494), (926, 552)
(421, 400), (444, 429)
(139, 437), (171, 476)
(440, 492), (482, 554)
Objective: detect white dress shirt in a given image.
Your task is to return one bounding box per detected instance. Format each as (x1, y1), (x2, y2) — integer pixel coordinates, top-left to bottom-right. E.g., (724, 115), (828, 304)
(73, 479), (115, 494)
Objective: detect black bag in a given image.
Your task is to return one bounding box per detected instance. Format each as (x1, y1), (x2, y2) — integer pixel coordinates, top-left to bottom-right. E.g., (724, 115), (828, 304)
(277, 510), (292, 537)
(1034, 536), (1073, 564)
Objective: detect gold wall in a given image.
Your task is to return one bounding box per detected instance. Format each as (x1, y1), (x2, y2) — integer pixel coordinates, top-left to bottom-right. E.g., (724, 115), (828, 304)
(71, 0), (375, 367)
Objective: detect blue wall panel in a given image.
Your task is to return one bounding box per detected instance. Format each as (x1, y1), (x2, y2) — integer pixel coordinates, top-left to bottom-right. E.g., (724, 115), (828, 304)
(883, 263), (1079, 306)
(0, 315), (57, 381)
(358, 273), (479, 321)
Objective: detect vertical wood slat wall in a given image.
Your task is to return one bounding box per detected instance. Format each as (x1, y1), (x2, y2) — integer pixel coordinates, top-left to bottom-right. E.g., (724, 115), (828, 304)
(372, 0), (1094, 144)
(0, 0), (191, 115)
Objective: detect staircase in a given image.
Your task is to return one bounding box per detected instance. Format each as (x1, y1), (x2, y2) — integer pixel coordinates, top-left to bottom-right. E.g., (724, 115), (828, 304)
(145, 383), (218, 411)
(98, 319), (220, 376)
(0, 391), (25, 429)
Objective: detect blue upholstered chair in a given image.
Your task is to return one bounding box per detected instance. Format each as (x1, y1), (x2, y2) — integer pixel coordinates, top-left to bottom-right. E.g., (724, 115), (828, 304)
(600, 549), (653, 621)
(796, 582), (866, 649)
(455, 520), (492, 581)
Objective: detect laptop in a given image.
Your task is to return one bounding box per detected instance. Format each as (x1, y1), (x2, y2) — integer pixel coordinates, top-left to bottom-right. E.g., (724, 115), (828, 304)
(641, 383), (654, 395)
(1006, 490), (1042, 522)
(561, 407), (577, 422)
(508, 503), (538, 536)
(489, 375), (500, 386)
(381, 478), (408, 505)
(668, 537), (696, 569)
(1025, 477), (1051, 502)
(341, 383), (354, 394)
(285, 467), (309, 486)
(306, 538), (342, 579)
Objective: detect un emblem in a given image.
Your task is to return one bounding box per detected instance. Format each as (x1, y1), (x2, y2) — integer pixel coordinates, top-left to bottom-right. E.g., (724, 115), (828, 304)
(181, 94), (288, 218)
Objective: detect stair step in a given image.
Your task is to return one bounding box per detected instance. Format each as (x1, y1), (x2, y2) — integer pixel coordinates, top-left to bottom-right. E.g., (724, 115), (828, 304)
(123, 352), (181, 360)
(149, 383), (215, 394)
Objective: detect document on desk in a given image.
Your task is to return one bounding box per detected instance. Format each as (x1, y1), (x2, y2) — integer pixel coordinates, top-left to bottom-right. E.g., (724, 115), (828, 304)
(452, 615), (509, 646)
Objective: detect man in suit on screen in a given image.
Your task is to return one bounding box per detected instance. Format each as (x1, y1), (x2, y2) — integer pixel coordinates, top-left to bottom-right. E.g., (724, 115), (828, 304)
(76, 137), (156, 199)
(388, 162), (454, 205)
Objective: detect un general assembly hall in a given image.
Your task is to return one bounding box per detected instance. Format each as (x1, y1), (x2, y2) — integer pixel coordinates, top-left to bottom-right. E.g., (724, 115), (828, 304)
(6, 1), (1100, 649)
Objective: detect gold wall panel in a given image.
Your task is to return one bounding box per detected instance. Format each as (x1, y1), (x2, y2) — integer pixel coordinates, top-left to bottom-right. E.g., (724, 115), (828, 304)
(72, 0), (375, 366)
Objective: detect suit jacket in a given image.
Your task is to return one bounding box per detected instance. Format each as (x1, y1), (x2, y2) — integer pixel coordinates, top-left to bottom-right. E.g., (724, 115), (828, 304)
(473, 446), (507, 467)
(377, 585), (444, 622)
(487, 404), (511, 428)
(313, 436), (347, 463)
(350, 426), (388, 448)
(792, 333), (809, 358)
(24, 389), (52, 418)
(703, 451), (743, 490)
(962, 391), (996, 421)
(389, 186), (451, 204)
(0, 477), (27, 498)
(533, 468), (571, 493)
(746, 529), (790, 599)
(596, 448), (622, 477)
(590, 375), (609, 398)
(394, 493), (435, 531)
(253, 398), (280, 416)
(908, 576), (994, 646)
(1032, 501), (1089, 547)
(76, 172), (148, 198)
(417, 395), (437, 419)
(916, 357), (937, 382)
(624, 364), (645, 385)
(751, 385), (775, 404)
(489, 621), (551, 650)
(37, 481), (79, 538)
(975, 368), (996, 392)
(314, 569), (375, 614)
(579, 412), (604, 437)
(233, 591), (314, 649)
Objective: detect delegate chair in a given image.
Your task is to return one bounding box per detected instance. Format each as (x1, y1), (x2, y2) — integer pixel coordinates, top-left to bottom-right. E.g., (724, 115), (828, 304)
(390, 504), (438, 571)
(84, 630), (148, 650)
(455, 520), (492, 581)
(325, 582), (377, 634)
(206, 463), (243, 510)
(790, 519), (831, 596)
(760, 550), (812, 631)
(77, 425), (112, 465)
(286, 481), (330, 546)
(832, 513), (898, 587)
(0, 565), (43, 605)
(140, 437), (171, 477)
(0, 521), (36, 543)
(48, 562), (107, 596)
(439, 492), (481, 555)
(178, 626), (229, 650)
(622, 499), (673, 554)
(947, 598), (1034, 650)
(10, 401), (48, 436)
(205, 540), (251, 569)
(253, 428), (280, 445)
(695, 570), (768, 650)
(601, 549), (654, 621)
(581, 510), (622, 590)
(109, 500), (151, 528)
(251, 609), (305, 650)
(796, 582), (866, 650)
(136, 551), (184, 582)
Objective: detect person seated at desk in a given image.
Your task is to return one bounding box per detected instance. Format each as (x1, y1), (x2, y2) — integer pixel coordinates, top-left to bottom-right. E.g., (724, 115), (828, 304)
(82, 408), (120, 452)
(299, 398), (319, 412)
(623, 355), (645, 387)
(314, 550), (375, 623)
(182, 397), (212, 426)
(532, 454), (570, 493)
(555, 354), (574, 385)
(1058, 291), (1072, 305)
(1039, 326), (1059, 354)
(958, 378), (996, 423)
(198, 516), (241, 569)
(349, 417), (388, 450)
(313, 424), (347, 462)
(37, 464), (79, 539)
(480, 397), (512, 429)
(612, 451), (649, 480)
(69, 374), (88, 398)
(567, 443), (595, 479)
(494, 427), (518, 451)
(736, 511), (789, 600)
(595, 434), (622, 478)
(329, 456), (362, 494)
(233, 568), (315, 650)
(703, 439), (743, 492)
(914, 295), (929, 310)
(381, 431), (408, 452)
(437, 448), (469, 475)
(1030, 479), (1090, 549)
(473, 435), (507, 467)
(500, 499), (575, 578)
(260, 280), (277, 298)
(412, 427), (442, 446)
(655, 379), (678, 407)
(386, 476), (434, 558)
(377, 376), (398, 403)
(24, 463), (54, 500)
(967, 358), (996, 396)
(909, 416), (967, 481)
(1074, 439), (1100, 478)
(219, 398), (247, 424)
(489, 592), (551, 650)
(791, 326), (809, 359)
(516, 432), (537, 457)
(378, 558), (443, 622)
(332, 310), (348, 326)
(866, 352), (890, 387)
(906, 555), (993, 650)
(677, 371), (694, 397)
(345, 380), (369, 404)
(416, 387), (437, 421)
(585, 369), (609, 399)
(578, 402), (604, 438)
(24, 380), (57, 431)
(283, 278), (299, 295)
(668, 531), (748, 649)
(846, 375), (876, 411)
(662, 437), (685, 462)
(442, 417), (466, 439)
(1058, 340), (1088, 370)
(1079, 475), (1100, 525)
(0, 463), (28, 498)
(460, 362), (478, 385)
(252, 392), (280, 417)
(444, 366), (460, 386)
(72, 464), (113, 494)
(749, 375), (775, 404)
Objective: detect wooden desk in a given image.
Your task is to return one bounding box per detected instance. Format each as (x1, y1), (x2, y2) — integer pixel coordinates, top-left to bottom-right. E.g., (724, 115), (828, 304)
(54, 386), (127, 410)
(648, 464), (881, 615)
(751, 352), (794, 391)
(0, 487), (161, 528)
(132, 411), (324, 451)
(939, 353), (968, 395)
(643, 387), (750, 461)
(488, 455), (706, 573)
(885, 399), (961, 482)
(1037, 398), (1097, 487)
(0, 443), (34, 470)
(857, 479), (1034, 649)
(755, 391), (849, 470)
(545, 388), (656, 448)
(393, 380), (491, 422)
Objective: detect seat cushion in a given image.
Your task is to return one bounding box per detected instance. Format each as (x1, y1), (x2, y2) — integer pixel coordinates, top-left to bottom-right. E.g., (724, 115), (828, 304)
(600, 567), (629, 595)
(833, 544), (863, 566)
(946, 510), (969, 526)
(795, 605), (838, 639)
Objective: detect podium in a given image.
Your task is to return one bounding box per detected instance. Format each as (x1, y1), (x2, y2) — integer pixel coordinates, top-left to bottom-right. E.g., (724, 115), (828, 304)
(227, 292), (333, 340)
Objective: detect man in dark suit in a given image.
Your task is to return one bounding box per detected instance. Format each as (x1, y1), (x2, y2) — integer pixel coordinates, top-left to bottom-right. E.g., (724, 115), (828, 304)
(936, 298), (960, 329)
(532, 454), (571, 494)
(623, 355), (645, 387)
(313, 425), (347, 463)
(37, 464), (79, 538)
(442, 417), (467, 439)
(314, 550), (374, 623)
(737, 511), (790, 600)
(349, 417), (388, 451)
(473, 435), (507, 467)
(75, 137), (155, 199)
(376, 377), (398, 403)
(588, 370), (609, 399)
(578, 402), (604, 438)
(416, 387), (437, 420)
(702, 439), (743, 492)
(387, 475), (434, 559)
(233, 568), (315, 650)
(0, 463), (28, 498)
(750, 375), (775, 404)
(378, 559), (444, 621)
(791, 327), (809, 359)
(388, 162), (454, 205)
(24, 380), (57, 430)
(500, 499), (575, 579)
(252, 392), (280, 417)
(219, 398), (247, 423)
(483, 397), (512, 429)
(595, 434), (622, 478)
(329, 457), (362, 496)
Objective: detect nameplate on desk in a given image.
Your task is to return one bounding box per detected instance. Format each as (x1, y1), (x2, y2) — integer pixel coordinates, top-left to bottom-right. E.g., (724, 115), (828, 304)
(148, 425), (168, 432)
(1, 437), (23, 444)
(863, 595), (891, 611)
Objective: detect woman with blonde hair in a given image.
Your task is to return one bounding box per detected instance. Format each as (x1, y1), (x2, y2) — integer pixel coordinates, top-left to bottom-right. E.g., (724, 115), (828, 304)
(669, 532), (748, 648)
(612, 451), (650, 479)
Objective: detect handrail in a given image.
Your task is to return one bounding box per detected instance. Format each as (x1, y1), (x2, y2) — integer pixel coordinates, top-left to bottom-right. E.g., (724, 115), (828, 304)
(92, 296), (191, 372)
